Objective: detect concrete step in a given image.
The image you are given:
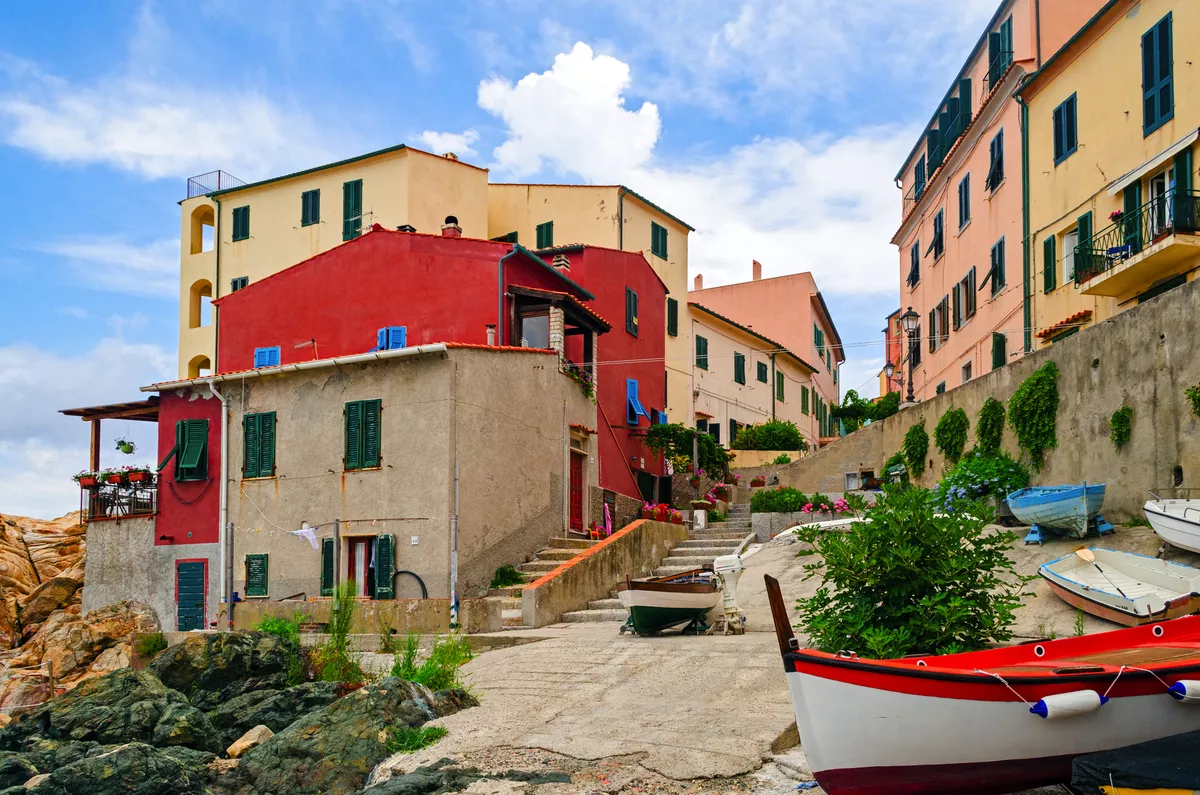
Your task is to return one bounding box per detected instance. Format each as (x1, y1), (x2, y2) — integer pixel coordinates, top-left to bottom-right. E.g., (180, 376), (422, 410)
(587, 597), (623, 610)
(536, 548), (580, 561)
(487, 585), (527, 598)
(654, 565), (706, 577)
(710, 520), (752, 528)
(560, 608), (628, 623)
(518, 560), (561, 574)
(675, 539), (740, 549)
(669, 546), (737, 558)
(661, 555), (720, 567)
(499, 597), (522, 611)
(547, 537), (596, 550)
(502, 609), (527, 628)
(690, 532), (746, 541)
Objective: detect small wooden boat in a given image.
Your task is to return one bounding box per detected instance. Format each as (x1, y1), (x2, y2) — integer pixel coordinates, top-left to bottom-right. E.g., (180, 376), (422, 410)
(1039, 548), (1200, 626)
(616, 567), (720, 636)
(765, 574), (1200, 795)
(1145, 499), (1200, 554)
(1008, 483), (1112, 543)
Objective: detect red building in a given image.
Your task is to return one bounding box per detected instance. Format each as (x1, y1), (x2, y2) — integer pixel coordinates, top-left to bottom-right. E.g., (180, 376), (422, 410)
(880, 308), (904, 396)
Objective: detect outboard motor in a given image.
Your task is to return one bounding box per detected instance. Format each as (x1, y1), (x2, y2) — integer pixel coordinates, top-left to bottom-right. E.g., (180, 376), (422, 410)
(712, 553), (746, 635)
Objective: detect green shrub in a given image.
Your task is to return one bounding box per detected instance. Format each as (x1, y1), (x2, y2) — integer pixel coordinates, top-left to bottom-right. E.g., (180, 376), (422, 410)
(133, 632), (168, 660)
(884, 451), (906, 474)
(1008, 360), (1059, 470)
(902, 420), (929, 478)
(933, 408), (969, 464)
(732, 420), (804, 451)
(976, 398), (1005, 454)
(1109, 406), (1132, 451)
(750, 487), (809, 513)
(314, 582), (367, 684)
(386, 725), (448, 754)
(645, 423), (731, 476)
(1124, 516), (1151, 528)
(809, 493), (833, 511)
(255, 613), (307, 685)
(770, 453), (792, 465)
(933, 448), (1030, 511)
(390, 633), (473, 691)
(831, 390), (870, 432)
(489, 564), (525, 589)
(793, 486), (1032, 658)
(870, 391), (902, 421)
(1187, 385), (1200, 418)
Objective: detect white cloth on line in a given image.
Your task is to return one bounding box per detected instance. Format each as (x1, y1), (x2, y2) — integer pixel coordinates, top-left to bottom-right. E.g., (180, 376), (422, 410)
(291, 527), (318, 549)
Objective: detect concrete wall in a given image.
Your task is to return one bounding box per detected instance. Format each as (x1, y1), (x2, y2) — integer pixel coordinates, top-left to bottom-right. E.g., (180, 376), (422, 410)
(82, 517), (220, 632)
(776, 277), (1200, 520)
(730, 450), (806, 469)
(521, 519), (689, 627)
(231, 596), (501, 635)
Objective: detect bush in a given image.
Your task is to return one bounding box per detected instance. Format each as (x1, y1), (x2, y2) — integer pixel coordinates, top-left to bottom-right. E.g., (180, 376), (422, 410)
(976, 398), (1005, 454)
(870, 391), (901, 421)
(133, 632), (168, 660)
(1008, 360), (1060, 470)
(771, 453), (792, 465)
(1109, 406), (1132, 451)
(255, 613), (307, 685)
(490, 565), (525, 589)
(314, 582), (367, 684)
(902, 420), (929, 478)
(750, 487), (809, 513)
(645, 423), (731, 476)
(933, 408), (970, 464)
(386, 725), (448, 754)
(732, 420), (804, 451)
(808, 493), (833, 511)
(390, 633), (473, 691)
(832, 390), (870, 432)
(793, 486), (1032, 658)
(933, 448), (1030, 512)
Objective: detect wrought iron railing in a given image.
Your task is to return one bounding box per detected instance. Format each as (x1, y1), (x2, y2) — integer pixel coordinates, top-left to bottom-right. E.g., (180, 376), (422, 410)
(186, 170), (246, 200)
(81, 479), (158, 521)
(1074, 190), (1199, 284)
(985, 50), (1014, 94)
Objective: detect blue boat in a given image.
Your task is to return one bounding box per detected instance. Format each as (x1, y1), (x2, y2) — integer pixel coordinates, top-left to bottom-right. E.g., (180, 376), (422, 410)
(1007, 483), (1113, 544)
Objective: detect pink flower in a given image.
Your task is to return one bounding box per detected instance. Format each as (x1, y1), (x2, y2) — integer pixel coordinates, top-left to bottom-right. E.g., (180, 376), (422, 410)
(802, 503), (813, 513)
(820, 504), (830, 512)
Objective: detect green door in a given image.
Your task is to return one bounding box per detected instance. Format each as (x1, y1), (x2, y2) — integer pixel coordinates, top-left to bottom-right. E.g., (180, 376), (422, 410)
(176, 561), (206, 631)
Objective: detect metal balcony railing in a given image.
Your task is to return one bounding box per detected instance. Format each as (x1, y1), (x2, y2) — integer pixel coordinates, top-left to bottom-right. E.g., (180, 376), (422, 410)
(186, 170), (246, 200)
(81, 479), (158, 521)
(985, 50), (1014, 94)
(1074, 190), (1199, 284)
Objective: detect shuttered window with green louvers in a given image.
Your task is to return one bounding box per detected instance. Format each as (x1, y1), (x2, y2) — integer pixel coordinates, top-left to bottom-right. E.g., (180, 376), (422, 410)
(231, 206), (250, 241)
(666, 298), (678, 337)
(695, 335), (708, 369)
(320, 538), (335, 597)
(734, 352), (746, 385)
(343, 180), (363, 240)
(243, 412), (276, 479)
(175, 419), (209, 482)
(991, 332), (1007, 371)
(757, 361), (768, 383)
(374, 534), (395, 599)
(1043, 236), (1056, 293)
(344, 399), (382, 471)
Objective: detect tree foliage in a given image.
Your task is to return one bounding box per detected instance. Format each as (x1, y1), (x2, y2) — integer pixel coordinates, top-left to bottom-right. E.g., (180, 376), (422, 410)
(975, 398), (1006, 454)
(1008, 361), (1060, 470)
(933, 408), (970, 465)
(902, 420), (929, 478)
(870, 391), (902, 421)
(644, 422), (731, 475)
(732, 419), (806, 451)
(793, 486), (1032, 658)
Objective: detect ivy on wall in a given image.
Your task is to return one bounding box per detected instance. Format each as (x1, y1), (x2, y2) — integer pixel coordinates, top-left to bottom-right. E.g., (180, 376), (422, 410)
(1187, 385), (1200, 418)
(1109, 406), (1132, 451)
(1007, 361), (1060, 471)
(976, 398), (1006, 454)
(902, 420), (929, 478)
(933, 408), (970, 465)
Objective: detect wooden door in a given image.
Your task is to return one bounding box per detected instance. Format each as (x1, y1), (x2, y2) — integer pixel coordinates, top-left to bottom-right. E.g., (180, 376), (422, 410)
(176, 561), (206, 631)
(569, 453), (584, 531)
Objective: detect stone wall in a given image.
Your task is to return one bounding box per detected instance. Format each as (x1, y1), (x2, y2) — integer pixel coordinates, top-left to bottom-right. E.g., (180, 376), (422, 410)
(230, 596), (501, 635)
(776, 277), (1200, 520)
(729, 450), (806, 468)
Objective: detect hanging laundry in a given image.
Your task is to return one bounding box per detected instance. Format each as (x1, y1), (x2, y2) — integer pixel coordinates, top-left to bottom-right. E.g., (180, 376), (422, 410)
(291, 527), (318, 549)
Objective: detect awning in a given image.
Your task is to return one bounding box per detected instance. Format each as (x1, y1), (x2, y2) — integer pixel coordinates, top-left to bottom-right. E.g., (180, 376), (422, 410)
(1107, 129), (1198, 196)
(60, 397), (159, 422)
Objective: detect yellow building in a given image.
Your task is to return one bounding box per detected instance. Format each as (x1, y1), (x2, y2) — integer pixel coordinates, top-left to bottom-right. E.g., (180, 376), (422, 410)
(1023, 0), (1198, 347)
(177, 147), (693, 420)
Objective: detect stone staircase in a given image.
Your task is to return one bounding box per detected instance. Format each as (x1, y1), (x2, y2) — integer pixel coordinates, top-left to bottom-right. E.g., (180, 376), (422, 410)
(559, 504), (752, 623)
(489, 536), (596, 628)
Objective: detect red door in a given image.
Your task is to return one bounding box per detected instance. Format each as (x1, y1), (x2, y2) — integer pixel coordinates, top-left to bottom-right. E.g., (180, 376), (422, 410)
(569, 453), (584, 531)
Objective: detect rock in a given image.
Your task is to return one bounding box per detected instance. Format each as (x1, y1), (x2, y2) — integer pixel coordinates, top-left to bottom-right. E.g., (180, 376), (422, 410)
(0, 753), (36, 789)
(206, 681), (341, 749)
(21, 742), (215, 795)
(231, 679), (477, 794)
(149, 632), (289, 710)
(355, 759), (572, 795)
(0, 514), (84, 651)
(22, 773), (49, 789)
(19, 739), (97, 772)
(226, 725), (272, 758)
(18, 578), (82, 639)
(151, 703), (220, 754)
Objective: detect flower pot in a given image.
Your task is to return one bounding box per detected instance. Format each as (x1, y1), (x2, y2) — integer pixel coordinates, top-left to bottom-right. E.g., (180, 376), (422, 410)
(105, 473), (124, 484)
(641, 509), (654, 520)
(78, 476), (97, 488)
(688, 478), (701, 488)
(750, 477), (766, 487)
(117, 443), (135, 454)
(128, 472), (150, 483)
(670, 515), (683, 525)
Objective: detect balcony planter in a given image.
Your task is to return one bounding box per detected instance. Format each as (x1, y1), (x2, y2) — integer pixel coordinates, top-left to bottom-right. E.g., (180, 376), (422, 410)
(77, 476), (97, 488)
(641, 507), (655, 520)
(105, 473), (124, 484)
(127, 472), (151, 483)
(750, 476), (767, 487)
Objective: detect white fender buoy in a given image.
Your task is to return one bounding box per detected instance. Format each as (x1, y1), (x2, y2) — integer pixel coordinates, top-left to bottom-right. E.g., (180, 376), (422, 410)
(1030, 690), (1107, 719)
(1168, 681), (1200, 702)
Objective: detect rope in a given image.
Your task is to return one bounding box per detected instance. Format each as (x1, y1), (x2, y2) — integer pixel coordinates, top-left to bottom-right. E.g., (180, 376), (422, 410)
(1102, 665), (1127, 698)
(973, 668), (1033, 705)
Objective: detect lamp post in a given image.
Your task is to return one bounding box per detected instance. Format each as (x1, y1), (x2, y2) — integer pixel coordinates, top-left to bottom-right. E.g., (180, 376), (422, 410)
(899, 307), (919, 404)
(883, 361), (895, 393)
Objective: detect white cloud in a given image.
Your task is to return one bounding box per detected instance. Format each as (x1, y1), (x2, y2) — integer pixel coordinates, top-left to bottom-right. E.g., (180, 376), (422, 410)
(478, 42), (660, 181)
(38, 238), (178, 298)
(417, 129), (480, 157)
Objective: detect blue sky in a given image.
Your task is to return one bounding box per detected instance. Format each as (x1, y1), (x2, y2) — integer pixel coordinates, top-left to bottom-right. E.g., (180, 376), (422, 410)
(0, 0), (998, 518)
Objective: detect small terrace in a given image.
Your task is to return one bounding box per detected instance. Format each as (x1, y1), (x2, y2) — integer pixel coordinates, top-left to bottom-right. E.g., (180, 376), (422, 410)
(1075, 190), (1200, 297)
(185, 170), (245, 200)
(79, 475), (158, 521)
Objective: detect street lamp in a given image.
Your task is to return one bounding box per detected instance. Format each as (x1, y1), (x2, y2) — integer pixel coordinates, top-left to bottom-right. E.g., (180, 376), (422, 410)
(899, 307), (919, 404)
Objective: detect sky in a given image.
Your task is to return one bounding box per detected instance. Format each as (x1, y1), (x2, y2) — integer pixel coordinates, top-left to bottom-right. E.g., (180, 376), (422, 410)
(0, 0), (999, 519)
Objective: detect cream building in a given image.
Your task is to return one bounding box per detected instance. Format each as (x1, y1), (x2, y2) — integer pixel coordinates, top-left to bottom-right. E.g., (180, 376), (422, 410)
(177, 147), (693, 420)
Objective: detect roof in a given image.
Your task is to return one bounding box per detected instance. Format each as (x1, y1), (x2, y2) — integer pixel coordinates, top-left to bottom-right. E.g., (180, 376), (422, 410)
(204, 144), (487, 198)
(1036, 309), (1093, 339)
(533, 244), (672, 294)
(490, 183), (695, 231)
(688, 303), (818, 374)
(508, 285), (612, 332)
(60, 397), (160, 422)
(569, 423), (597, 435)
(1016, 0), (1123, 98)
(811, 291), (845, 361)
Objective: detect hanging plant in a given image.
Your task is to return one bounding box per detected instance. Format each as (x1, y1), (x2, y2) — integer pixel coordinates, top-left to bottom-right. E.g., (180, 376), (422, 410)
(975, 398), (1006, 454)
(1109, 406), (1132, 451)
(934, 408), (970, 465)
(114, 437), (137, 455)
(1186, 385), (1200, 418)
(1008, 361), (1059, 471)
(902, 420), (929, 478)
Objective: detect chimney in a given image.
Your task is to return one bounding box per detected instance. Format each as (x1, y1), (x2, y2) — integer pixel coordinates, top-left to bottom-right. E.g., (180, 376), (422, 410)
(694, 274), (703, 291)
(551, 253), (571, 273)
(443, 152), (459, 161)
(752, 260), (762, 281)
(486, 325), (496, 346)
(440, 215), (462, 238)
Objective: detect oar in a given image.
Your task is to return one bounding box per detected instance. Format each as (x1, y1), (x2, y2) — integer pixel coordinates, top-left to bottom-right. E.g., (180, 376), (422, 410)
(1074, 548), (1128, 598)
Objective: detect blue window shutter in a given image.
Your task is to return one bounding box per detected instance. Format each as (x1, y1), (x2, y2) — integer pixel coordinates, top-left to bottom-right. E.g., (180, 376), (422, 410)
(626, 379), (648, 425)
(387, 326), (407, 350)
(268, 347), (280, 366)
(376, 328), (387, 350)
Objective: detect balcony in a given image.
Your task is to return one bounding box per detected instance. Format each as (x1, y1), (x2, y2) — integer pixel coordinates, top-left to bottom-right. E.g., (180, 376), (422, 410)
(186, 170), (245, 200)
(1075, 190), (1200, 297)
(80, 477), (158, 522)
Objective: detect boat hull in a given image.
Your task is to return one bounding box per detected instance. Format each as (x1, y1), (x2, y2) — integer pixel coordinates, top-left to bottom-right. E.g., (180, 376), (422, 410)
(1040, 576), (1199, 627)
(1146, 500), (1200, 554)
(1038, 548), (1200, 627)
(1008, 484), (1106, 538)
(616, 584), (721, 635)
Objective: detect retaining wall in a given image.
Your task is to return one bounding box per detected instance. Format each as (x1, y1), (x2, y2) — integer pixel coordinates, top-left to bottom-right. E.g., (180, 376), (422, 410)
(229, 596), (501, 635)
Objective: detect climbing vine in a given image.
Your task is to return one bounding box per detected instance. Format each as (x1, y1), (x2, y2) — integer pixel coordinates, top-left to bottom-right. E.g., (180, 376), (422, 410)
(1187, 385), (1200, 418)
(902, 420), (929, 478)
(975, 398), (1006, 454)
(1007, 361), (1060, 471)
(933, 408), (970, 465)
(1109, 406), (1132, 451)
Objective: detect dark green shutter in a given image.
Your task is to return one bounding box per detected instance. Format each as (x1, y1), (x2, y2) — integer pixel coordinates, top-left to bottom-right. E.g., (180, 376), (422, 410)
(1043, 236), (1056, 293)
(259, 412), (276, 477)
(343, 180), (363, 240)
(345, 401), (362, 470)
(243, 414), (259, 478)
(757, 361), (768, 383)
(776, 372), (784, 401)
(1124, 183), (1143, 252)
(245, 554), (269, 598)
(374, 535), (395, 599)
(536, 221), (554, 249)
(992, 332), (1006, 370)
(959, 78), (972, 127)
(666, 298), (678, 337)
(178, 419), (208, 471)
(1176, 148), (1193, 194)
(696, 336), (707, 369)
(988, 31), (1001, 85)
(1075, 211), (1093, 282)
(802, 386), (809, 415)
(320, 538), (335, 597)
(362, 399), (381, 468)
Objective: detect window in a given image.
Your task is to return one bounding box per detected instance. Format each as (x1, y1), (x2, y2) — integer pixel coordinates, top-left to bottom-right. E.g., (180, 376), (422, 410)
(231, 206), (250, 241)
(626, 379), (649, 426)
(801, 386), (809, 415)
(914, 156), (927, 200)
(343, 179), (363, 241)
(1062, 228), (1078, 284)
(666, 298), (679, 337)
(696, 418), (708, 433)
(935, 382), (947, 395)
(344, 399), (382, 471)
(158, 419), (209, 482)
(962, 361), (973, 383)
(757, 361), (768, 383)
(709, 422), (720, 445)
(625, 287), (639, 336)
(952, 281), (962, 330)
(958, 174), (971, 228)
(1043, 235), (1057, 293)
(988, 15), (1014, 86)
(928, 210), (945, 259)
(1143, 13), (1174, 135)
(991, 332), (1007, 371)
(253, 346), (281, 368)
(775, 371), (785, 402)
(907, 241), (920, 288)
(536, 221), (554, 249)
(230, 276), (249, 292)
(1053, 94), (1079, 164)
(985, 130), (1004, 191)
(243, 412), (277, 479)
(695, 335), (708, 369)
(491, 231), (518, 243)
(733, 352), (746, 385)
(940, 295), (950, 343)
(814, 323), (824, 356)
(911, 324), (921, 367)
(955, 267), (977, 325)
(650, 222), (668, 259)
(1076, 211), (1093, 281)
(519, 315), (549, 348)
(376, 326), (407, 351)
(984, 238), (1006, 295)
(301, 189), (321, 227)
(730, 419), (740, 444)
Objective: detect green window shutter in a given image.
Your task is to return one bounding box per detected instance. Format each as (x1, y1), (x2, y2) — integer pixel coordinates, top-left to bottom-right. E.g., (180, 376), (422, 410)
(992, 332), (1007, 370)
(757, 361), (768, 383)
(666, 298), (678, 337)
(258, 412), (276, 477)
(650, 222), (667, 258)
(374, 535), (395, 599)
(1043, 236), (1056, 293)
(776, 372), (784, 402)
(177, 419), (209, 480)
(362, 399), (382, 468)
(243, 414), (259, 478)
(696, 336), (708, 369)
(1123, 183), (1143, 252)
(734, 353), (745, 384)
(343, 180), (363, 241)
(320, 538), (335, 597)
(1175, 147), (1193, 195)
(345, 401), (362, 470)
(801, 386), (809, 415)
(245, 554), (269, 598)
(301, 190), (320, 226)
(1143, 14), (1174, 135)
(536, 221), (554, 249)
(625, 288), (639, 336)
(232, 206), (250, 241)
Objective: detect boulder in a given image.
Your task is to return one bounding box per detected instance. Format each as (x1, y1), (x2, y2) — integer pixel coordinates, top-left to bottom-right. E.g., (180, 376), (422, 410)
(232, 679), (477, 794)
(0, 514), (84, 651)
(149, 632), (289, 710)
(0, 753), (36, 789)
(22, 774), (49, 789)
(151, 703), (220, 754)
(18, 578), (82, 640)
(22, 742), (215, 795)
(225, 725), (272, 759)
(206, 681), (341, 749)
(355, 759), (572, 795)
(19, 739), (97, 773)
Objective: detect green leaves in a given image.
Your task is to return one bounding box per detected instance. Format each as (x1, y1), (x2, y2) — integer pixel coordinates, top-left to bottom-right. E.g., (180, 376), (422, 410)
(644, 422), (731, 475)
(1008, 360), (1059, 470)
(732, 419), (805, 451)
(976, 398), (1005, 454)
(1109, 406), (1132, 451)
(934, 408), (970, 464)
(902, 420), (929, 478)
(933, 448), (1030, 511)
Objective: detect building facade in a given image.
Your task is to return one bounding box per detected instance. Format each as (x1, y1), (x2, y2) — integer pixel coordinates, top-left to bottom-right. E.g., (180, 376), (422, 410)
(891, 0), (1106, 399)
(879, 309), (904, 397)
(1023, 0), (1199, 347)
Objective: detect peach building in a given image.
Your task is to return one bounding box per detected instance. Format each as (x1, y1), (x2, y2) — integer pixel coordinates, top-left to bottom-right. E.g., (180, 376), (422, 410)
(879, 309), (904, 397)
(689, 262), (843, 445)
(891, 0), (1106, 399)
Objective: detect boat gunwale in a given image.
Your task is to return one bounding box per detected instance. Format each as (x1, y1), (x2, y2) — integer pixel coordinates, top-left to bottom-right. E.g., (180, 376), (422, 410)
(615, 580), (720, 594)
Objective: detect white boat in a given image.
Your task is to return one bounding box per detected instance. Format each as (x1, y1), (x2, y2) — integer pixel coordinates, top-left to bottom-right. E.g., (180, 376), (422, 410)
(1039, 548), (1200, 626)
(1145, 499), (1200, 554)
(615, 568), (721, 635)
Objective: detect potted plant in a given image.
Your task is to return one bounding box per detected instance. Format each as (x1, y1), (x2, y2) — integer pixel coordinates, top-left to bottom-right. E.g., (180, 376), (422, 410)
(641, 502), (655, 520)
(654, 503), (671, 522)
(669, 509), (683, 525)
(750, 475), (767, 487)
(712, 484), (731, 502)
(114, 437), (136, 455)
(73, 470), (98, 488)
(124, 465), (153, 483)
(100, 467), (125, 484)
(689, 467), (705, 488)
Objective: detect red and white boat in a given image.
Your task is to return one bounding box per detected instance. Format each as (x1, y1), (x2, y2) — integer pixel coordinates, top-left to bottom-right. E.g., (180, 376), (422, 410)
(765, 574), (1200, 794)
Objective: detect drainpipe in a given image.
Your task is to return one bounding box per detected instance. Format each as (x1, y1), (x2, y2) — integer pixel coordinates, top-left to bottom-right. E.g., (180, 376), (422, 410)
(212, 196), (223, 374)
(1018, 94), (1033, 353)
(498, 247), (523, 344)
(770, 352), (778, 421)
(617, 188), (627, 250)
(206, 378), (231, 626)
